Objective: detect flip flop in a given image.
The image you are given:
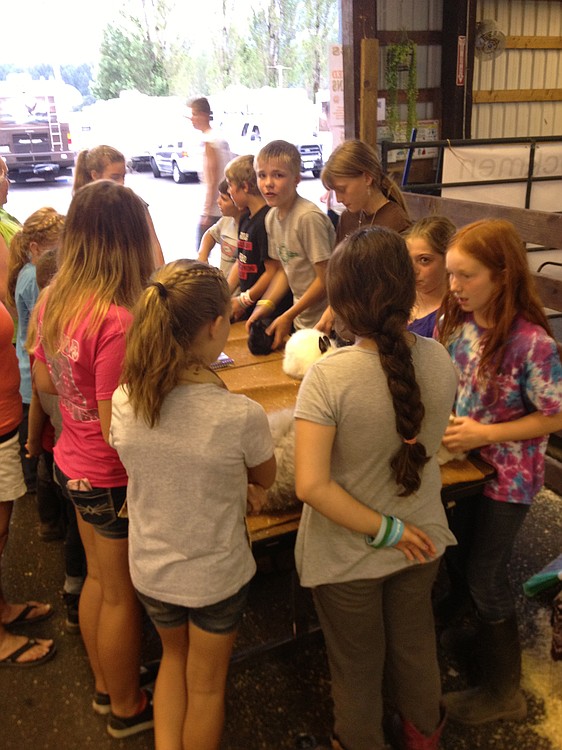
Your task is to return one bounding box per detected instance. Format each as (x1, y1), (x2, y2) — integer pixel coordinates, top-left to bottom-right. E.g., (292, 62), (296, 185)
(2, 602), (53, 630)
(0, 638), (57, 668)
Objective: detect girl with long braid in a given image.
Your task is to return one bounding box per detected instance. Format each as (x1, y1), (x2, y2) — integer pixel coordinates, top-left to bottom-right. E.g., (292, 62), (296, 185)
(294, 227), (458, 750)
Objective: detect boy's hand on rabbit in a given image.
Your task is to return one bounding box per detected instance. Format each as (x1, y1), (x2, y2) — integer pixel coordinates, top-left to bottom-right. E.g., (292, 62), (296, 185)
(266, 314), (292, 350)
(245, 302), (268, 330)
(315, 306), (335, 336)
(395, 523), (437, 563)
(443, 416), (488, 452)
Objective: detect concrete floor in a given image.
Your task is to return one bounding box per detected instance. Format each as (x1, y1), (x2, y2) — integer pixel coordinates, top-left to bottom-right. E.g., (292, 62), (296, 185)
(1, 488), (562, 750)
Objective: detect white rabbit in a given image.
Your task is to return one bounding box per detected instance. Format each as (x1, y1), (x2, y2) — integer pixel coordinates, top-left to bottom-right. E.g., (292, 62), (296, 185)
(249, 331), (336, 513)
(282, 328), (334, 380)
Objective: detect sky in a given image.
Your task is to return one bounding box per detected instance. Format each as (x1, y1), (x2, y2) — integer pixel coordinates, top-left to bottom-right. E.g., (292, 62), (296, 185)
(1, 1), (115, 64)
(0, 0), (258, 65)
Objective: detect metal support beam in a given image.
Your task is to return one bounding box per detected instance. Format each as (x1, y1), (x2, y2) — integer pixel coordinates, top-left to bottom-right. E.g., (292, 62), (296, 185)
(441, 0), (477, 139)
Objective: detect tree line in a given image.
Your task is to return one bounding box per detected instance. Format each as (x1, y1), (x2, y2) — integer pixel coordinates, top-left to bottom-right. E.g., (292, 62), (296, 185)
(0, 0), (338, 106)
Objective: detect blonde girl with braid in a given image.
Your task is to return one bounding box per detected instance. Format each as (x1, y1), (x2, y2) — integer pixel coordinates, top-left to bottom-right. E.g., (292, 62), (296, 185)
(7, 207), (64, 491)
(317, 139), (411, 336)
(294, 227), (457, 750)
(110, 259), (275, 750)
(74, 144), (165, 268)
(7, 208), (64, 400)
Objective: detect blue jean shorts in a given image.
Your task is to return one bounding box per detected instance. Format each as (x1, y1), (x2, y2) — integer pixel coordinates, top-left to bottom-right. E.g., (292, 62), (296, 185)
(136, 582), (250, 634)
(55, 465), (128, 540)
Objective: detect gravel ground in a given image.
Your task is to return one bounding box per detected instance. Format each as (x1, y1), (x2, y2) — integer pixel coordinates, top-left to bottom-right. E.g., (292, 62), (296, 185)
(1, 488), (561, 750)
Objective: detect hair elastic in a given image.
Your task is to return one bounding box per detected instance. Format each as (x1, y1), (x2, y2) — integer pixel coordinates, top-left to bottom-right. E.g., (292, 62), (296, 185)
(153, 281), (168, 299)
(402, 436), (417, 445)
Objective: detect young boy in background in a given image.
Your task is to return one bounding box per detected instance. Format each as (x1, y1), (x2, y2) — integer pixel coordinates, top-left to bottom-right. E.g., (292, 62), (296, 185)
(247, 140), (335, 349)
(197, 179), (241, 291)
(226, 154), (291, 321)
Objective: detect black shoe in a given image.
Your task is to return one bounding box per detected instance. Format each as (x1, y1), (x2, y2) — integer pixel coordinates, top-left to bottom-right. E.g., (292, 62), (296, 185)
(39, 521), (64, 542)
(62, 593), (80, 634)
(107, 689), (154, 738)
(93, 661), (160, 716)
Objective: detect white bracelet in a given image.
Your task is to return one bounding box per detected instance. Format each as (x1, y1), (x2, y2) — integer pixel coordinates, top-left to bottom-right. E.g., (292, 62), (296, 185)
(238, 291), (253, 308)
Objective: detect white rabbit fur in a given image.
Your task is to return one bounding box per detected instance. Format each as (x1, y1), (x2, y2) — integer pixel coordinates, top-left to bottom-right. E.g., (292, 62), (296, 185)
(256, 343), (464, 512)
(436, 415), (467, 465)
(282, 328), (334, 380)
(261, 408), (299, 511)
(256, 329), (335, 513)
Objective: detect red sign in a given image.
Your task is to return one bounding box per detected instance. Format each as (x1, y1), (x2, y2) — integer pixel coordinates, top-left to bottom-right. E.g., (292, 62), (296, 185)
(456, 36), (466, 86)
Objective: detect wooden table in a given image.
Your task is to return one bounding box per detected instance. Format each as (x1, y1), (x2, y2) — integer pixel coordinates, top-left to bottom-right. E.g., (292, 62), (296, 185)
(219, 323), (495, 550)
(222, 325), (495, 660)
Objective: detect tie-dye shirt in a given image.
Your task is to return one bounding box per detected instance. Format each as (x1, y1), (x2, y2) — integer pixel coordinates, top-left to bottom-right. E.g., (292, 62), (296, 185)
(447, 314), (562, 505)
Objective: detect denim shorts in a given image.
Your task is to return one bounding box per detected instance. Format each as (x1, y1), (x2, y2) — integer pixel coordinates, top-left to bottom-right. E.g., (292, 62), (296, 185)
(55, 465), (128, 540)
(136, 582), (250, 634)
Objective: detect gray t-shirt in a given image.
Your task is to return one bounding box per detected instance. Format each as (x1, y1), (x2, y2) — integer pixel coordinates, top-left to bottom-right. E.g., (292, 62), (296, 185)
(110, 382), (273, 607)
(294, 337), (458, 587)
(266, 195), (335, 329)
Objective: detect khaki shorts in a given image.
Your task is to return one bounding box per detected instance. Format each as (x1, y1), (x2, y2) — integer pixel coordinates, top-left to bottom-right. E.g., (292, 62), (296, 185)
(0, 430), (27, 502)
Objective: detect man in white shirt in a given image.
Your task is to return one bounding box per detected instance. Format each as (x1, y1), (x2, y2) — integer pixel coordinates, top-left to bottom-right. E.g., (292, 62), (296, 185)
(188, 97), (232, 249)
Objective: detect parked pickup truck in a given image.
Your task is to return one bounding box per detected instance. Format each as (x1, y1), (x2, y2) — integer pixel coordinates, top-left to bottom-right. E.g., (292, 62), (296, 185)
(0, 86), (75, 181)
(228, 119), (324, 178)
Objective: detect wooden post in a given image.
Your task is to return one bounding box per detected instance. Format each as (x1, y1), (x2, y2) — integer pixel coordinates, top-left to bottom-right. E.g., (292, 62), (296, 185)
(359, 38), (379, 149)
(341, 0), (377, 139)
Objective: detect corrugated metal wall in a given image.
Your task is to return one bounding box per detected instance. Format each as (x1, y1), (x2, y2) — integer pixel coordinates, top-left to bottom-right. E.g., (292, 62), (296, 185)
(473, 0), (562, 137)
(377, 0), (443, 122)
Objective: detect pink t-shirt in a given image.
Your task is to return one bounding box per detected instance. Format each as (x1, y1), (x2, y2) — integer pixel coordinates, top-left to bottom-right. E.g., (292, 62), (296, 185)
(35, 303), (132, 487)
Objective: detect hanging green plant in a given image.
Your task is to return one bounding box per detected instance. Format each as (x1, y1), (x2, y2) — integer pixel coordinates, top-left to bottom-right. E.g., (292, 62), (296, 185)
(385, 40), (418, 140)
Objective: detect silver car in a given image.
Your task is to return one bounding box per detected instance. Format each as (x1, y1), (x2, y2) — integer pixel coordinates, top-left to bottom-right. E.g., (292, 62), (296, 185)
(149, 137), (204, 183)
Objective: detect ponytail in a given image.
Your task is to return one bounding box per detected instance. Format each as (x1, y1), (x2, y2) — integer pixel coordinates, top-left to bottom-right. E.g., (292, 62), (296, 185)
(381, 173), (408, 213)
(73, 149), (92, 192)
(123, 260), (229, 428)
(122, 284), (187, 427)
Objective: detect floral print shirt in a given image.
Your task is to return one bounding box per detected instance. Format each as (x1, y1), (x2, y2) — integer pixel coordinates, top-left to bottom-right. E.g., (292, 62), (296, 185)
(447, 315), (562, 505)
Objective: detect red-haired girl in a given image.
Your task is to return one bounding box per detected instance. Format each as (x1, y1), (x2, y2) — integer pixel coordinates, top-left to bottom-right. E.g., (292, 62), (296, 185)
(439, 219), (562, 725)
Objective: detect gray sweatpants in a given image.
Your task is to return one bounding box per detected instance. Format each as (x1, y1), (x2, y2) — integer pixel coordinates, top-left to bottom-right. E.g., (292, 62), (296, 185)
(313, 559), (441, 750)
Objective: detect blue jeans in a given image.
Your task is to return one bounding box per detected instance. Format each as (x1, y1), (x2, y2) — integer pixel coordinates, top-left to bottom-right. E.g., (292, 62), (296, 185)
(446, 492), (529, 622)
(137, 582), (250, 634)
(55, 465), (128, 540)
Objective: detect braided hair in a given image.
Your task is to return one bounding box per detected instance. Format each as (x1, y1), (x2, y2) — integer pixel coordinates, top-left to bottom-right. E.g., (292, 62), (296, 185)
(327, 227), (429, 495)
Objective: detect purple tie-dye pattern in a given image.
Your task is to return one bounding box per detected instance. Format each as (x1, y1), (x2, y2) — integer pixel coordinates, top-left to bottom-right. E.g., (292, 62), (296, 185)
(447, 315), (562, 505)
